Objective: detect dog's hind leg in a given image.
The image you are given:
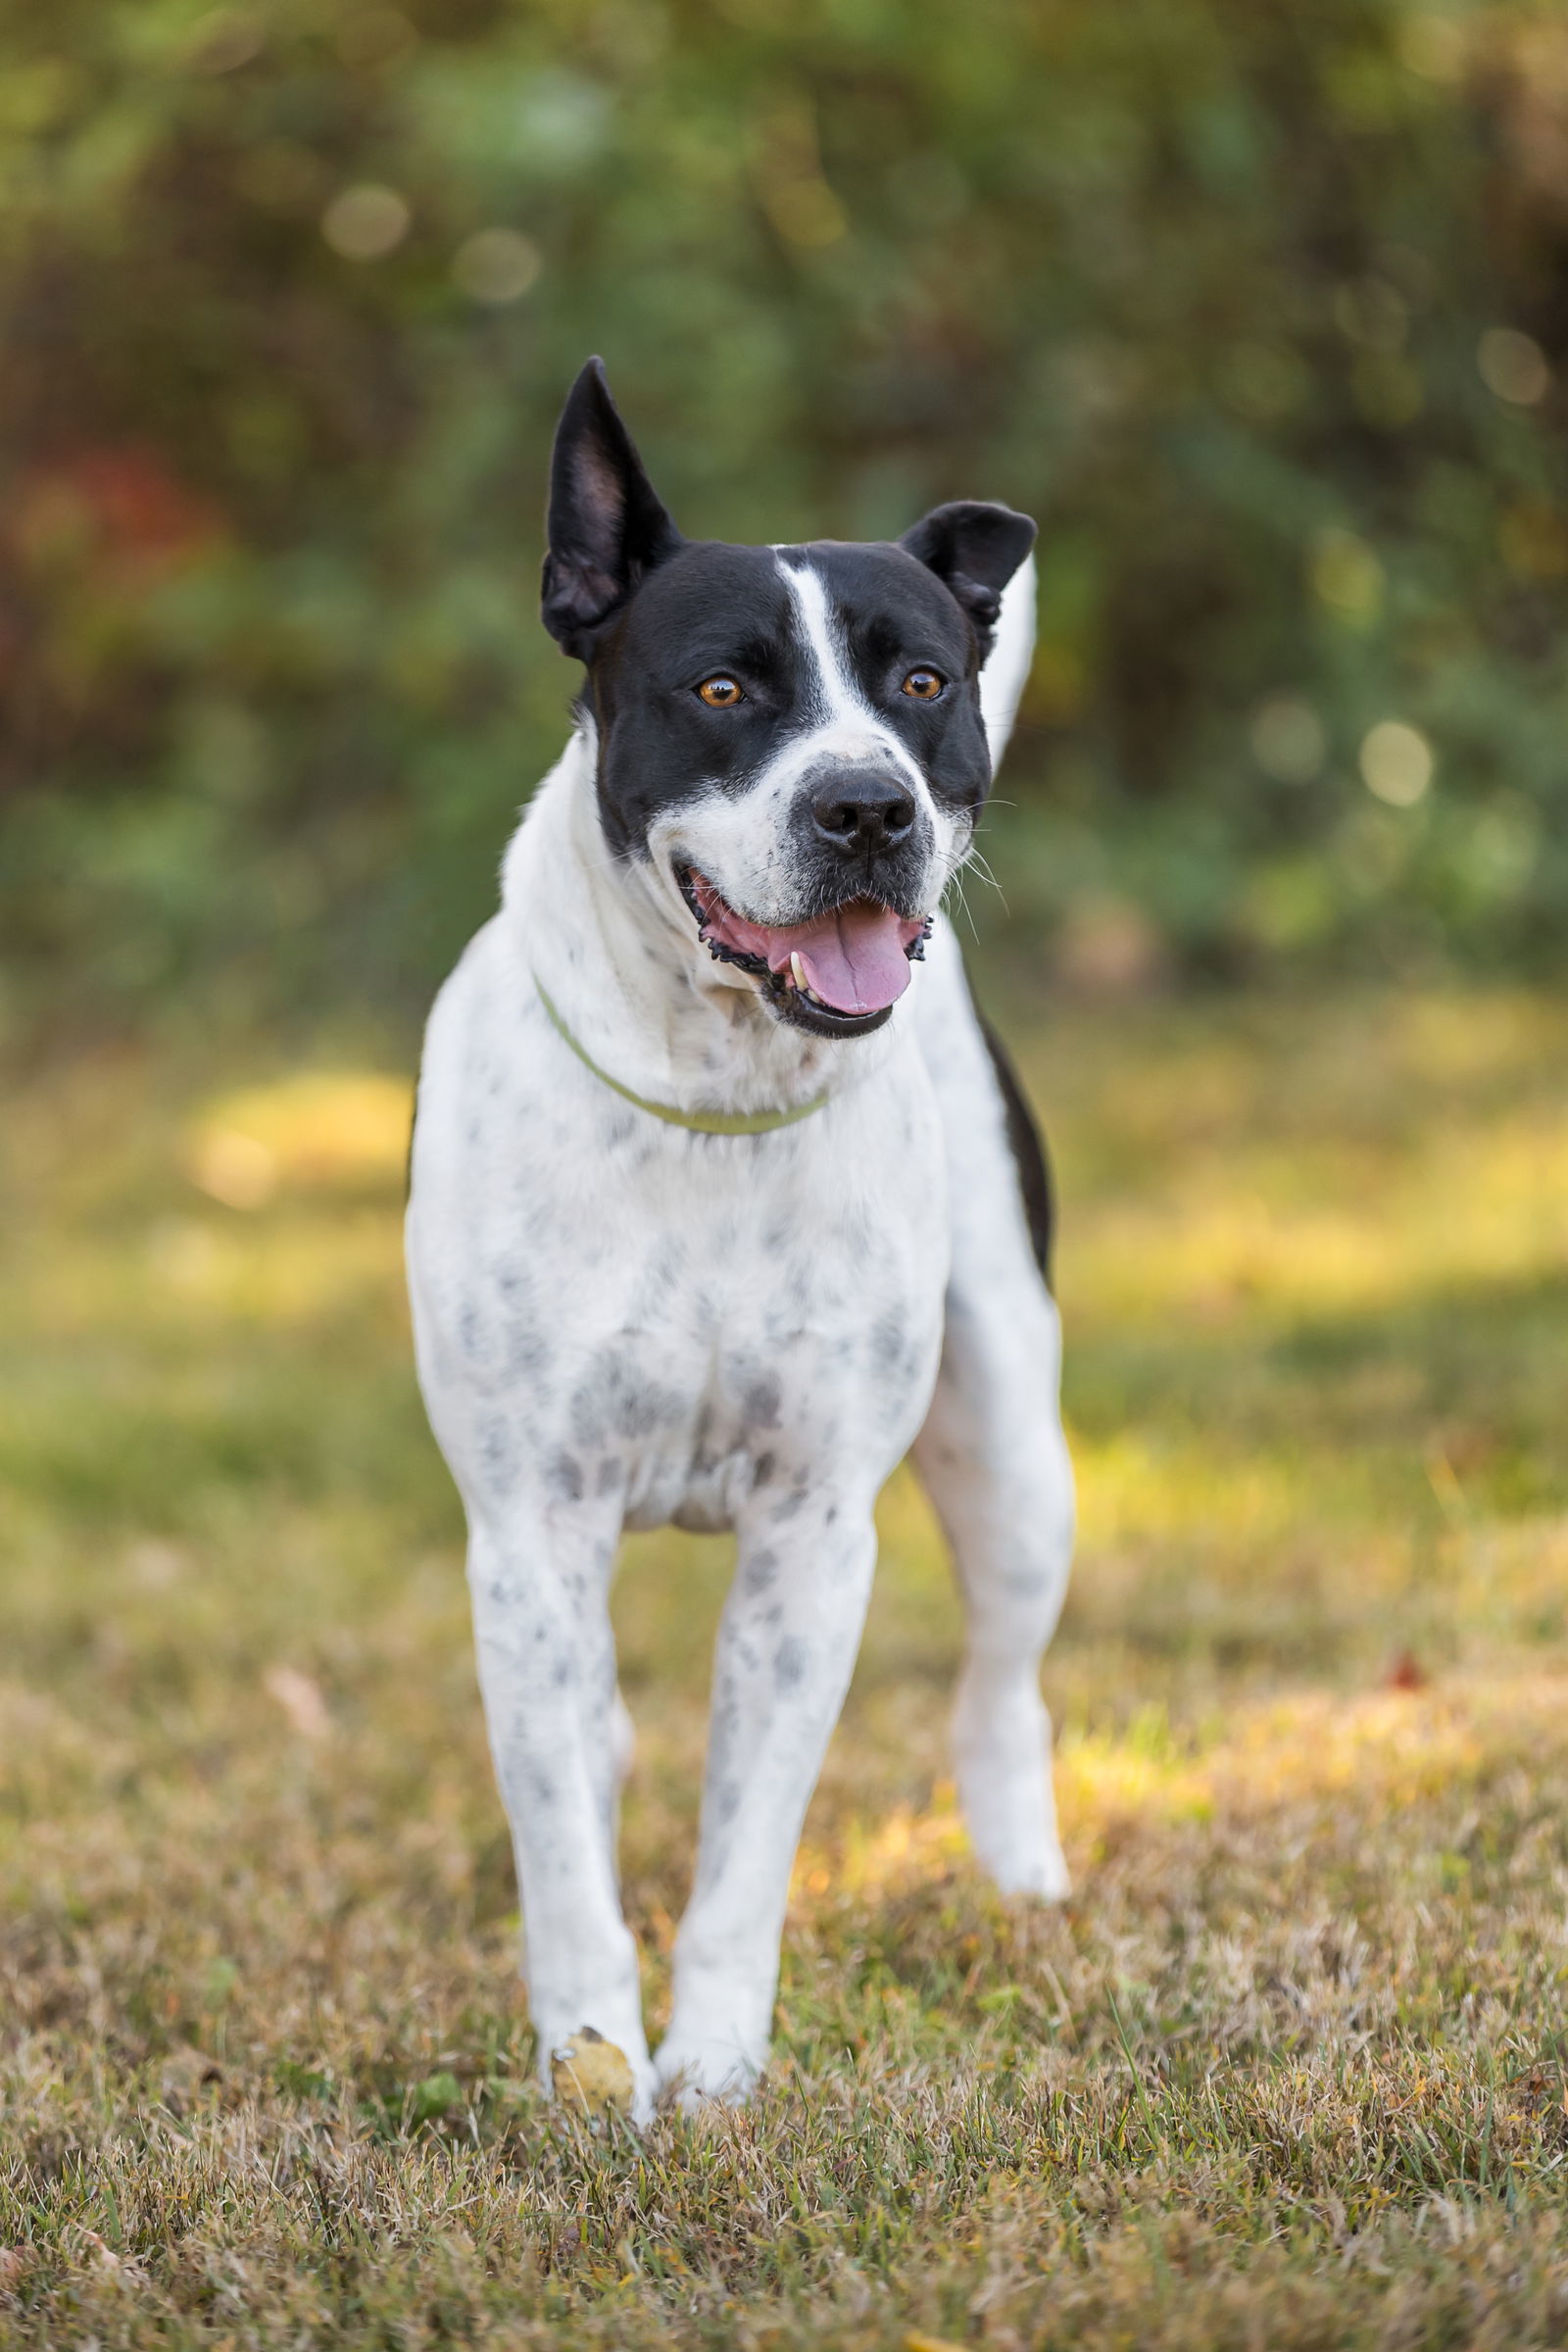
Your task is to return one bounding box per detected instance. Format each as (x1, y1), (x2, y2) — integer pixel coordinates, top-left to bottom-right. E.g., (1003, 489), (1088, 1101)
(915, 1283), (1073, 1897)
(912, 925), (1074, 1897)
(466, 1503), (654, 2108)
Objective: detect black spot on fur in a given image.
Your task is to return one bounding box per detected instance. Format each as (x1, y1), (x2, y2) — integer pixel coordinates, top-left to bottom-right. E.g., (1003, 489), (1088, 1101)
(545, 1449), (584, 1503)
(871, 1306), (909, 1373)
(713, 1776), (742, 1825)
(774, 1637), (808, 1690)
(570, 1351), (684, 1447)
(742, 1546), (778, 1593)
(741, 1371), (783, 1431)
(478, 1417), (519, 1494)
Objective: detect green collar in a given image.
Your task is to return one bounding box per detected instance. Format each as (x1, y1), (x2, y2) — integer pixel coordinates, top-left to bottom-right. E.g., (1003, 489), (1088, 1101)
(534, 977), (829, 1136)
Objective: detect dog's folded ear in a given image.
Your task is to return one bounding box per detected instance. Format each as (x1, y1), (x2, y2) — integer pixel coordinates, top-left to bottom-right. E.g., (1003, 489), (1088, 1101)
(542, 359), (682, 659)
(899, 501), (1037, 654)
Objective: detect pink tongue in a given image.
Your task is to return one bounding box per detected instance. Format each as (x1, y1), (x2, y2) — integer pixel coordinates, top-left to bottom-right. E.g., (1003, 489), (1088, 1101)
(694, 881), (923, 1015)
(785, 902), (918, 1015)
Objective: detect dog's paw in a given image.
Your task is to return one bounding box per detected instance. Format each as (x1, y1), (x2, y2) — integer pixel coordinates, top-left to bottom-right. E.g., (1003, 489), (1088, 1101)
(652, 2028), (763, 2111)
(986, 1838), (1071, 1902)
(955, 1678), (1071, 1903)
(962, 1797), (1071, 1902)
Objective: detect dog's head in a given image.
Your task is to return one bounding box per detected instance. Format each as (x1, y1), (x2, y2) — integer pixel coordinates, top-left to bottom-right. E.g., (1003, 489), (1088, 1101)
(541, 358), (1036, 1041)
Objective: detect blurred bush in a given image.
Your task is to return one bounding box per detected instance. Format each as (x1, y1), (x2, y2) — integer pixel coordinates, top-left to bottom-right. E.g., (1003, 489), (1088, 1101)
(1, 0), (1565, 1026)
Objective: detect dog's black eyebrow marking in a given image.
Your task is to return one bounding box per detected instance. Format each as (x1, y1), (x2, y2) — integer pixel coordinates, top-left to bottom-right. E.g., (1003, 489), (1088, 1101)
(855, 612), (915, 664)
(669, 631), (787, 682)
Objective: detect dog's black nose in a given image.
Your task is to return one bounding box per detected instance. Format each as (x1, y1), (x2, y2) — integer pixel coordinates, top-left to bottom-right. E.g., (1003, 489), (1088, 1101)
(809, 773), (917, 858)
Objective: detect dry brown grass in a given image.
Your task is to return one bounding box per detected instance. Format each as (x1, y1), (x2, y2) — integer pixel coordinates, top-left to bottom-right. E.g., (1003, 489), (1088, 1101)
(3, 986), (1567, 2348)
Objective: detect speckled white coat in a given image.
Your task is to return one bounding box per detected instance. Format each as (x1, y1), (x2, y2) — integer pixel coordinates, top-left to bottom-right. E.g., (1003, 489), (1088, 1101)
(406, 557), (1073, 2114)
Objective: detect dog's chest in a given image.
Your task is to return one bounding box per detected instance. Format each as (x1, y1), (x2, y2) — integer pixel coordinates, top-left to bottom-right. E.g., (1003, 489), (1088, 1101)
(410, 983), (950, 1537)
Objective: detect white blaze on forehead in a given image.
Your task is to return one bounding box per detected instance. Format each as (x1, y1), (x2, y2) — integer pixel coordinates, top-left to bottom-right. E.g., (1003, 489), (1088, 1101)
(775, 557), (924, 788)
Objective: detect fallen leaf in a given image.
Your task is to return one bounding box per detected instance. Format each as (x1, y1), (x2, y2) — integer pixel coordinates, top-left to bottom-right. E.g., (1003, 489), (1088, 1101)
(551, 2027), (634, 2116)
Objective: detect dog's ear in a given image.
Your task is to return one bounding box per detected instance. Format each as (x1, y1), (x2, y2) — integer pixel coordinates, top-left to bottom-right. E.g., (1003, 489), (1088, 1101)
(899, 501), (1037, 655)
(542, 358), (682, 658)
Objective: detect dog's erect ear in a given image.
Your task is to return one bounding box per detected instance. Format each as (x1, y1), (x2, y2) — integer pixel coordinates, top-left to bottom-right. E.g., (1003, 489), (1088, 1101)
(541, 358), (682, 658)
(899, 501), (1037, 654)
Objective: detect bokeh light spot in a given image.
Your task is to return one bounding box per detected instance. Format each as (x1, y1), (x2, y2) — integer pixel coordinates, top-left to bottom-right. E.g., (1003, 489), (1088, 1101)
(452, 228), (542, 305)
(321, 184), (411, 262)
(190, 1130), (277, 1210)
(186, 1072), (414, 1206)
(1399, 12), (1466, 79)
(1478, 327), (1550, 407)
(188, 9), (264, 74)
(1360, 720), (1433, 807)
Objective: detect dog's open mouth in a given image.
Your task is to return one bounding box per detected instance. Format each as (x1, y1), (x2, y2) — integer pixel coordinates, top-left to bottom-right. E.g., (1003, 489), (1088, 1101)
(678, 867), (930, 1035)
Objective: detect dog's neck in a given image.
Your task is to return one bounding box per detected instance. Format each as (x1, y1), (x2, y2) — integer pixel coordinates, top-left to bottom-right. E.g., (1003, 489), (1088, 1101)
(499, 731), (904, 1118)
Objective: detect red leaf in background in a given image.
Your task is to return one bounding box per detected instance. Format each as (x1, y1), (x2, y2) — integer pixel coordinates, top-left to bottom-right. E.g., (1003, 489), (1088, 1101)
(70, 446), (221, 558)
(11, 445), (222, 583)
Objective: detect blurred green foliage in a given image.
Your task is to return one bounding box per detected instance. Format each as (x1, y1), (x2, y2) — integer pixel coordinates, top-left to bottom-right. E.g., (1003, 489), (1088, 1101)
(2, 0), (1565, 1024)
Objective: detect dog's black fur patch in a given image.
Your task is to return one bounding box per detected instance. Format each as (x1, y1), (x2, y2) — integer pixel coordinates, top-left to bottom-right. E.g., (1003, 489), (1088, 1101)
(972, 1000), (1055, 1287)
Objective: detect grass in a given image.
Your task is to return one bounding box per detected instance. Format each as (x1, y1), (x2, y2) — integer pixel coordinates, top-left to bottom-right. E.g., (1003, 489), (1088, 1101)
(2, 983), (1567, 2349)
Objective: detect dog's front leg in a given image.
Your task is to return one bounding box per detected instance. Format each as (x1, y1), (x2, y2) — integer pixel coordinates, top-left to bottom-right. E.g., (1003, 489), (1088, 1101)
(655, 1500), (878, 2104)
(466, 1508), (652, 2112)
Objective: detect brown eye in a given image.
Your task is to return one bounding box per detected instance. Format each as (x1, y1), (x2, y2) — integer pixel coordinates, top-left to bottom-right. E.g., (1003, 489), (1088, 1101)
(697, 676), (744, 708)
(902, 667), (945, 700)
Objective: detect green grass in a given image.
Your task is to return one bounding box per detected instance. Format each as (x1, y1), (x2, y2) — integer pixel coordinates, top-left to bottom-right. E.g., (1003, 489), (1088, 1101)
(3, 987), (1568, 2349)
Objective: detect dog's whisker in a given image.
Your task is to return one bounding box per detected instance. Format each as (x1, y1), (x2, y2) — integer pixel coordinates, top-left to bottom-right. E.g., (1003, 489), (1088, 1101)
(963, 848), (1005, 900)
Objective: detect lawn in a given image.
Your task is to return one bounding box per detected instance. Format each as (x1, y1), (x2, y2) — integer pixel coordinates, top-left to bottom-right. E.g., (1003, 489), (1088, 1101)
(2, 985), (1567, 2349)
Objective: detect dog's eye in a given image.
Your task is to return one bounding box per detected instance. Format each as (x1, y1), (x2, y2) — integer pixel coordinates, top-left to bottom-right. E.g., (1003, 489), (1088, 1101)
(696, 676), (744, 708)
(902, 667), (945, 700)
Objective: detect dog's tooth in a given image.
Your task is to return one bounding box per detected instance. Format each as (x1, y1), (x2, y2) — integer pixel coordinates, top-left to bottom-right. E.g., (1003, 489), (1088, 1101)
(789, 951), (807, 993)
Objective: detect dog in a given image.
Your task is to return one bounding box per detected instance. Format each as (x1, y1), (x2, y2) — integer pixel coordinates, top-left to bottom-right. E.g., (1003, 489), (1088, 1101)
(406, 360), (1074, 2117)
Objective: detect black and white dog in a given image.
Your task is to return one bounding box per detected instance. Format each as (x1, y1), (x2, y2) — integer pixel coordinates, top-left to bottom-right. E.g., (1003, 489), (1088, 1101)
(406, 361), (1074, 2116)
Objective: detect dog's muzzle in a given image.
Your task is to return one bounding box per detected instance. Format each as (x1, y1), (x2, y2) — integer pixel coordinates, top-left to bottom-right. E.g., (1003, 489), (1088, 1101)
(677, 865), (932, 1039)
